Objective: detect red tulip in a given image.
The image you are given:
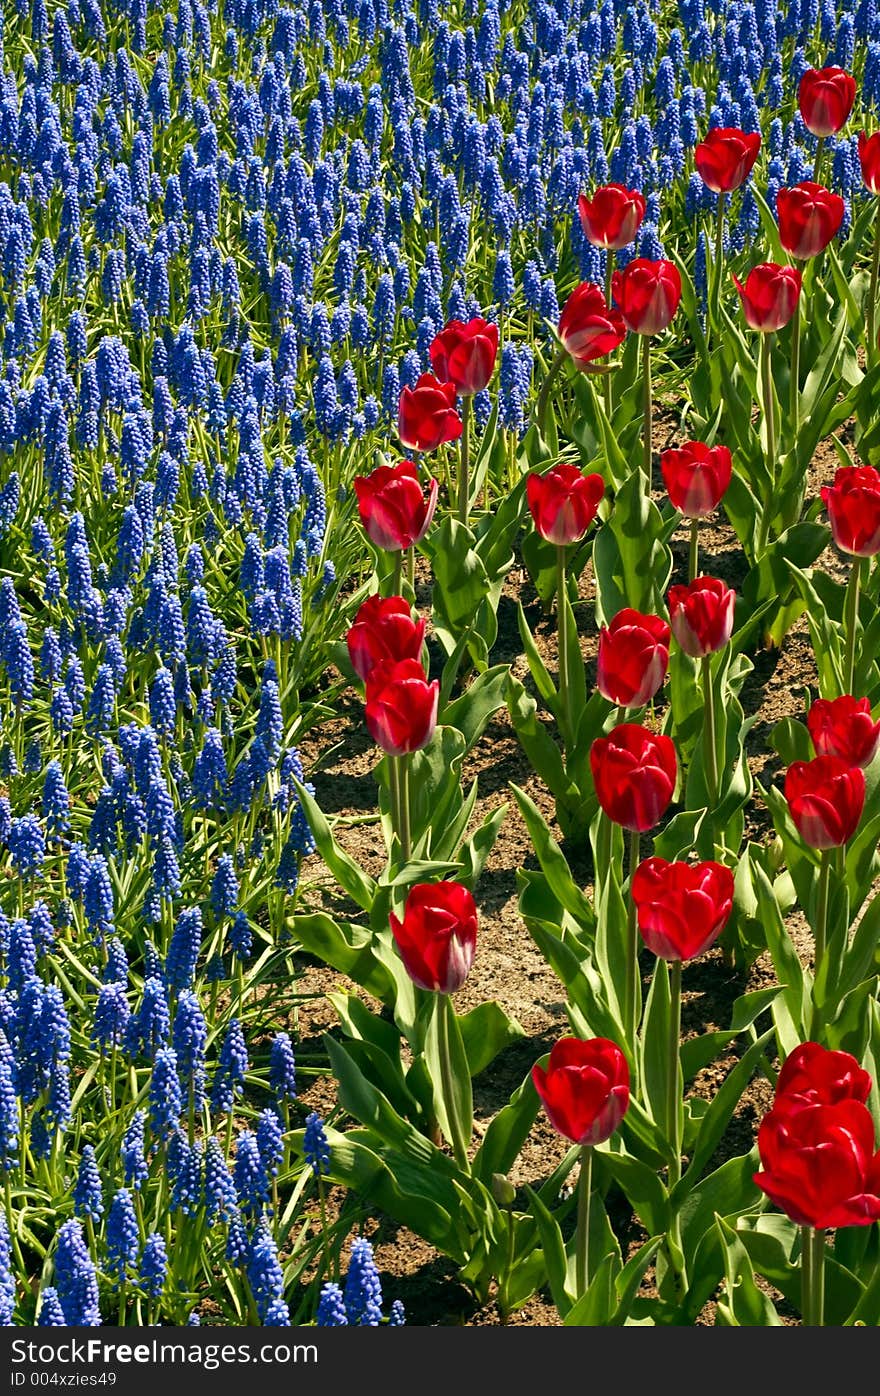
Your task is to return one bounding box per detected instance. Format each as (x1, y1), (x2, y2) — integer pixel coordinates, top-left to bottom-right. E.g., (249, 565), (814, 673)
(526, 462), (604, 545)
(389, 882), (477, 993)
(589, 722), (677, 832)
(596, 609), (670, 709)
(557, 282), (627, 368)
(820, 465), (880, 557)
(660, 441), (733, 518)
(807, 695), (880, 769)
(577, 184), (646, 250)
(398, 374), (463, 452)
(733, 263), (802, 331)
(775, 1042), (873, 1111)
(784, 755), (865, 848)
(858, 131), (880, 194)
(667, 576), (735, 658)
(532, 1037), (630, 1146)
(631, 856), (735, 962)
(777, 182), (845, 259)
(429, 317), (499, 396)
(694, 127), (761, 193)
(364, 659), (439, 756)
(611, 258), (682, 335)
(798, 66), (857, 138)
(353, 460), (439, 552)
(754, 1099), (880, 1229)
(346, 595), (426, 683)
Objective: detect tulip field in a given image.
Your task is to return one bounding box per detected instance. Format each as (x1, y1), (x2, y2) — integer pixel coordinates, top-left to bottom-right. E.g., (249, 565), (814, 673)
(6, 0), (880, 1337)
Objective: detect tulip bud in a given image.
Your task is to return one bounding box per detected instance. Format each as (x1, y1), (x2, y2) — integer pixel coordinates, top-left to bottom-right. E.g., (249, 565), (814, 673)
(389, 882), (477, 994)
(532, 1037), (630, 1146)
(429, 318), (499, 396)
(667, 576), (736, 658)
(798, 66), (856, 138)
(611, 258), (682, 335)
(694, 127), (761, 193)
(577, 184), (646, 250)
(526, 463), (604, 545)
(353, 460), (439, 552)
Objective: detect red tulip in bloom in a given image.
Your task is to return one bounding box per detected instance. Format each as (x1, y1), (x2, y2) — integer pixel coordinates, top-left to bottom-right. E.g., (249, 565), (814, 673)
(660, 442), (733, 518)
(631, 856), (735, 962)
(798, 66), (857, 138)
(858, 131), (880, 194)
(694, 127), (761, 193)
(611, 258), (682, 335)
(589, 723), (677, 832)
(532, 1037), (630, 1146)
(596, 609), (670, 710)
(784, 755), (865, 848)
(557, 282), (627, 368)
(667, 576), (735, 658)
(777, 182), (845, 259)
(733, 263), (802, 331)
(398, 374), (463, 452)
(820, 465), (880, 556)
(526, 462), (605, 545)
(807, 695), (880, 769)
(775, 1042), (873, 1111)
(754, 1099), (880, 1229)
(429, 318), (499, 396)
(353, 460), (439, 552)
(389, 882), (478, 993)
(364, 659), (439, 756)
(577, 184), (646, 250)
(346, 595), (426, 683)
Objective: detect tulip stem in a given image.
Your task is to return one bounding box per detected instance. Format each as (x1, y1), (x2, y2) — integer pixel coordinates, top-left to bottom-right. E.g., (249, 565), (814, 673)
(389, 548), (403, 600)
(437, 992), (470, 1172)
(809, 847), (832, 1040)
(457, 393), (471, 528)
(812, 136), (825, 184)
(397, 752), (412, 865)
(575, 1144), (593, 1298)
(604, 252), (615, 421)
(556, 544), (573, 747)
(642, 334), (652, 480)
(406, 545), (416, 595)
(811, 1228), (825, 1327)
(868, 202), (880, 364)
(688, 517), (699, 583)
(667, 959), (682, 1189)
(800, 1225), (814, 1325)
(843, 556), (864, 695)
(712, 192), (725, 331)
(702, 653), (720, 805)
(790, 293), (800, 438)
(536, 346), (568, 437)
(757, 331), (776, 553)
(626, 827), (641, 1048)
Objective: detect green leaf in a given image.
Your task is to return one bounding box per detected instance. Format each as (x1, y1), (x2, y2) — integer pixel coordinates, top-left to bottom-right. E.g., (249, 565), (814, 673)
(639, 958), (672, 1138)
(524, 1183), (572, 1317)
(458, 1000), (524, 1078)
(673, 1031), (775, 1195)
(595, 1144), (670, 1239)
(423, 992), (473, 1164)
(294, 781), (376, 912)
(517, 599), (558, 705)
(715, 1216), (782, 1326)
(441, 665), (510, 754)
(473, 1070), (541, 1185)
(291, 912), (395, 1003)
(563, 1251), (617, 1326)
(511, 783), (595, 927)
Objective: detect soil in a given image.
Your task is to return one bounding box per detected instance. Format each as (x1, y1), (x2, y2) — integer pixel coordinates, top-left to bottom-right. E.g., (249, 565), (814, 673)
(287, 408), (851, 1327)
